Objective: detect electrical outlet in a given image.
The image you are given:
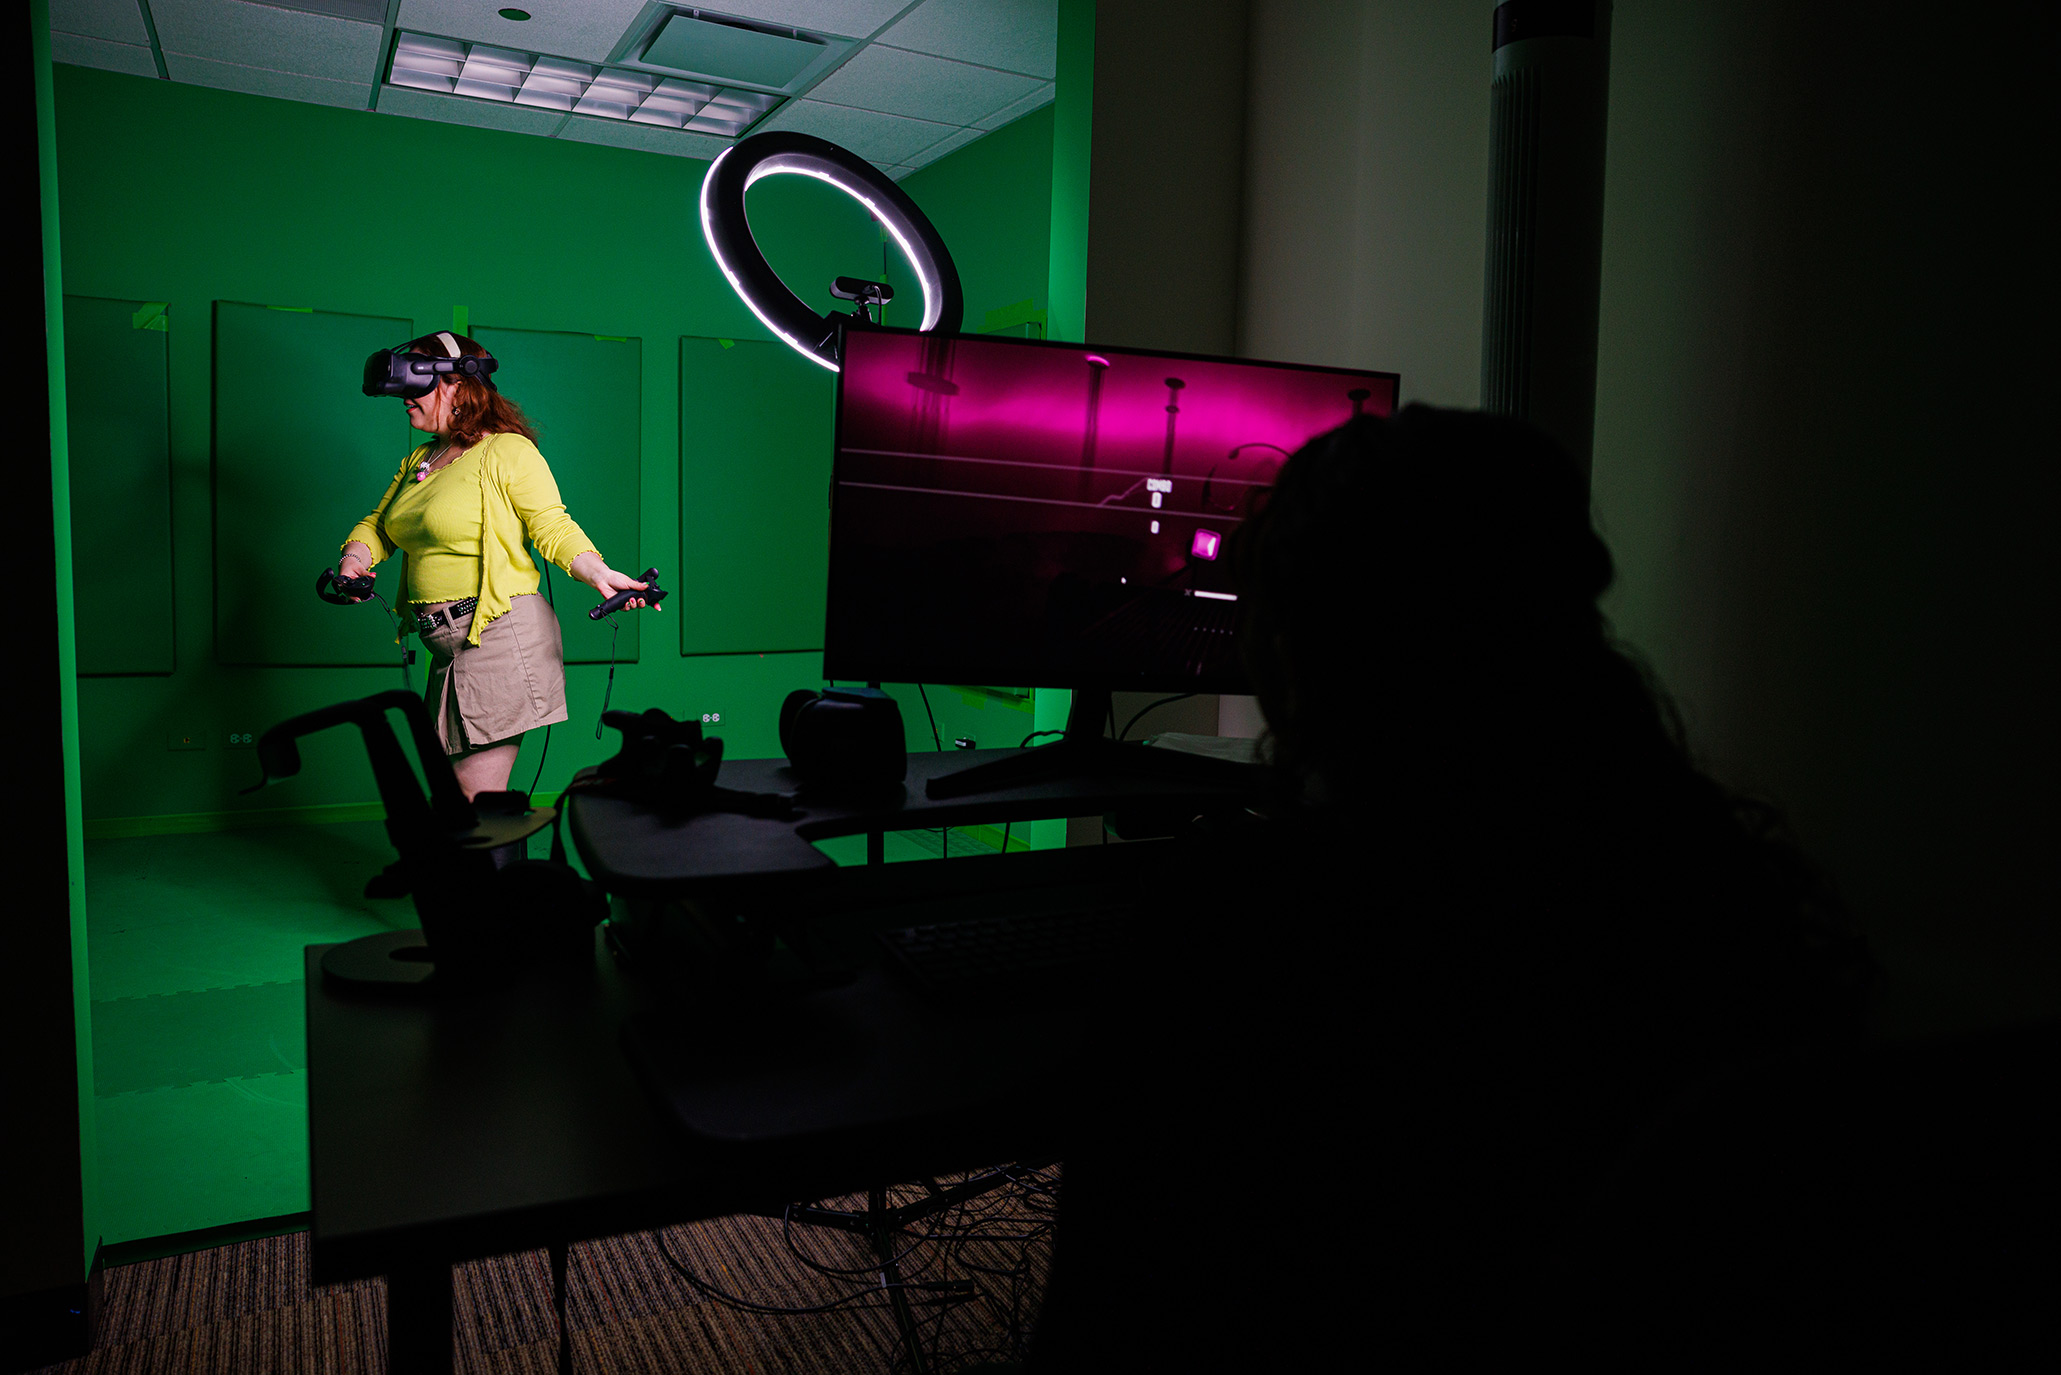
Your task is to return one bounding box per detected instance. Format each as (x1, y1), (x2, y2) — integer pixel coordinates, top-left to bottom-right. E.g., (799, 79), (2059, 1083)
(225, 731), (257, 750)
(168, 730), (204, 752)
(700, 711), (723, 724)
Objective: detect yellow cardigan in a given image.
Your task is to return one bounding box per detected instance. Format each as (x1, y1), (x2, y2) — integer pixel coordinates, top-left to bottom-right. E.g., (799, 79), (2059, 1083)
(342, 431), (599, 647)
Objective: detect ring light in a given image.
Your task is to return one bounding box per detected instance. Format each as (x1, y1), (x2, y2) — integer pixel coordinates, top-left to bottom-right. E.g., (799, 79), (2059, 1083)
(699, 132), (965, 372)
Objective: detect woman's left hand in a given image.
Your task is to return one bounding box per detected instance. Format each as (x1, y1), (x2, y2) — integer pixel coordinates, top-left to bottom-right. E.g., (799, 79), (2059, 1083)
(569, 551), (659, 610)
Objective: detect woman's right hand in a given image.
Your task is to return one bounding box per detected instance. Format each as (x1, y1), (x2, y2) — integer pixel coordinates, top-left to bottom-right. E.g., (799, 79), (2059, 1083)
(337, 543), (373, 598)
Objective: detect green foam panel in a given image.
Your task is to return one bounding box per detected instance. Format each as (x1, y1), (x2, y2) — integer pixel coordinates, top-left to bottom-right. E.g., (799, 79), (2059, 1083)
(66, 295), (174, 674)
(212, 302), (416, 667)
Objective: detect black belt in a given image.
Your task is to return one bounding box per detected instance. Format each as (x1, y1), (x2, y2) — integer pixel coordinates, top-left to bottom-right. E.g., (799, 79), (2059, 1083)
(415, 598), (478, 633)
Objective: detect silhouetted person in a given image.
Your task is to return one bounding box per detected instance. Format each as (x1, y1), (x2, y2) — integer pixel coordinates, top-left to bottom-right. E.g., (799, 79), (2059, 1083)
(1027, 407), (1914, 1367)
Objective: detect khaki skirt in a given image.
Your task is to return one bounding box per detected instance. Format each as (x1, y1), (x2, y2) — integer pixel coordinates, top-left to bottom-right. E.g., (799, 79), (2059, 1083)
(417, 592), (569, 756)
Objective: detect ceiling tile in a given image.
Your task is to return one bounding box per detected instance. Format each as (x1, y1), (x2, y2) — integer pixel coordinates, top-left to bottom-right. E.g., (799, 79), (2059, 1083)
(395, 0), (649, 65)
(557, 115), (732, 161)
(150, 0), (381, 84)
(973, 80), (1052, 130)
(694, 2), (914, 42)
(903, 124), (979, 170)
(756, 98), (953, 166)
(163, 54), (370, 109)
(377, 81), (571, 135)
(49, 0), (150, 45)
(49, 31), (160, 78)
(807, 44), (1042, 127)
(877, 0), (1057, 79)
(267, 0), (388, 20)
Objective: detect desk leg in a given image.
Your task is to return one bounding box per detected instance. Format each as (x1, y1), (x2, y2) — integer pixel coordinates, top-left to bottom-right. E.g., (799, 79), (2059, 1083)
(867, 831), (884, 865)
(386, 1262), (453, 1374)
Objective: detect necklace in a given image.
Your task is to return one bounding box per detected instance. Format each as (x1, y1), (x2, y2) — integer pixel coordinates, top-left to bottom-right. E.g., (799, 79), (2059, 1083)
(413, 438), (457, 483)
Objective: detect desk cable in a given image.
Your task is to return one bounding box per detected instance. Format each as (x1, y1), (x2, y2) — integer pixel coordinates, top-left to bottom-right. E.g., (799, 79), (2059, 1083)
(647, 1163), (1060, 1371)
(1120, 692), (1194, 742)
(915, 683), (949, 858)
(527, 559), (555, 798)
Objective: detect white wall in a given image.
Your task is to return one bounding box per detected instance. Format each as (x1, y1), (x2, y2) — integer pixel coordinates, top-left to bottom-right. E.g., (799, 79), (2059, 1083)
(1235, 0), (2059, 1026)
(1239, 0), (1487, 402)
(1080, 0), (1255, 746)
(1083, 0), (1250, 358)
(1591, 0), (2056, 1024)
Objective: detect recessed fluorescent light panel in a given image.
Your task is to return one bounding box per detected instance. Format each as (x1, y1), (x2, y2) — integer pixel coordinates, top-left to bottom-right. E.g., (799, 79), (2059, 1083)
(389, 32), (781, 136)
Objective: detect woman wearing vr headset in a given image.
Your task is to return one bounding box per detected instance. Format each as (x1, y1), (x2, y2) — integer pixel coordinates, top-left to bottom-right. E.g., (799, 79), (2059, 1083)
(337, 331), (653, 801)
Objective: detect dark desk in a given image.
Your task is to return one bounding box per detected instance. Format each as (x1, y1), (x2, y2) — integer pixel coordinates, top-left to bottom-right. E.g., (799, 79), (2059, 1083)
(566, 745), (1251, 892)
(305, 749), (1252, 1371)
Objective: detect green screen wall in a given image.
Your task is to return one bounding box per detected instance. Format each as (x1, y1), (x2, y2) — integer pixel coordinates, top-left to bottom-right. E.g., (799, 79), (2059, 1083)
(213, 302), (415, 668)
(472, 325), (643, 665)
(66, 294), (173, 676)
(895, 105), (1056, 337)
(679, 335), (835, 655)
(54, 65), (1058, 823)
(55, 60), (1062, 1253)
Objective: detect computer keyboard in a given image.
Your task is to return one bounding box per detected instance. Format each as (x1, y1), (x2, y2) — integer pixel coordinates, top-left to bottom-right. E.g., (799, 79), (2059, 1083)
(877, 904), (1135, 1002)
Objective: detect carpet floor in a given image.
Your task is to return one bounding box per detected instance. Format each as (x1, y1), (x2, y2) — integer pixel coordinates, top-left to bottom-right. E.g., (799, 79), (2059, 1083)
(35, 1169), (1056, 1374)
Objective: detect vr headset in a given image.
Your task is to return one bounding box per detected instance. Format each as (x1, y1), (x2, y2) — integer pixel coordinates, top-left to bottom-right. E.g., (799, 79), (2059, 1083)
(362, 330), (499, 399)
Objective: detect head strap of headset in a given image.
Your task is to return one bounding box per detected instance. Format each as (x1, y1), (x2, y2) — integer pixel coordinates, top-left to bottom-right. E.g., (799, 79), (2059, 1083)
(363, 330), (499, 398)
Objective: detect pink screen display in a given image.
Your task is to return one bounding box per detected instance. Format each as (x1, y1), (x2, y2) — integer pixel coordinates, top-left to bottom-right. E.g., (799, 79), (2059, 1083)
(824, 328), (1397, 690)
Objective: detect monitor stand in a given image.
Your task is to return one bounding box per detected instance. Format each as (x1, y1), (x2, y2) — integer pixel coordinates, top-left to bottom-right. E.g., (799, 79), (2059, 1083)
(924, 687), (1256, 799)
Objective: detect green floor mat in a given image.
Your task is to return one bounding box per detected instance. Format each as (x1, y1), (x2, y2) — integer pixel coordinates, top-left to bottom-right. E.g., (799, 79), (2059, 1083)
(86, 821), (408, 1244)
(86, 821), (411, 1000)
(94, 1075), (312, 1245)
(94, 981), (306, 1096)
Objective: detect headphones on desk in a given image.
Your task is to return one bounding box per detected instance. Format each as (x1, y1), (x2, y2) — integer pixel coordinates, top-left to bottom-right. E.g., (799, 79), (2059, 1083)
(780, 687), (907, 790)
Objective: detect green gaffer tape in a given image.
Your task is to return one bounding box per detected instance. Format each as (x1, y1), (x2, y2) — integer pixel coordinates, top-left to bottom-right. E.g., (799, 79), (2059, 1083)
(453, 306), (469, 333)
(267, 305), (313, 312)
(718, 338), (734, 349)
(594, 335), (629, 342)
(132, 302), (168, 331)
(981, 299), (1046, 332)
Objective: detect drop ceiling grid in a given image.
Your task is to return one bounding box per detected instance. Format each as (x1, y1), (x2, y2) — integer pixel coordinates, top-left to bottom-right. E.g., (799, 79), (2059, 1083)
(163, 53), (372, 108)
(50, 0), (151, 45)
(875, 0), (1059, 81)
(806, 43), (1046, 127)
(395, 0), (649, 65)
(47, 0), (1058, 178)
(148, 0), (382, 83)
(49, 29), (160, 79)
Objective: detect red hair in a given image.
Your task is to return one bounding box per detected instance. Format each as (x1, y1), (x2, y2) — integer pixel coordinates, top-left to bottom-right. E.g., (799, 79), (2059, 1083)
(403, 333), (539, 446)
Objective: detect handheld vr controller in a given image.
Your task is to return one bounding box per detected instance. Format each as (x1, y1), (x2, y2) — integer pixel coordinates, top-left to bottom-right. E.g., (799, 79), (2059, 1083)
(591, 568), (668, 619)
(316, 567), (377, 605)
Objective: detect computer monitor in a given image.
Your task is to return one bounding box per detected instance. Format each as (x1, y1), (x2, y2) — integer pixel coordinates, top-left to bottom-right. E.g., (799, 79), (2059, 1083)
(823, 326), (1398, 694)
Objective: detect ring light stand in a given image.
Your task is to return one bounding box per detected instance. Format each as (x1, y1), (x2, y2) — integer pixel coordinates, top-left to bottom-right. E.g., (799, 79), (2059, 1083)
(698, 132), (964, 370)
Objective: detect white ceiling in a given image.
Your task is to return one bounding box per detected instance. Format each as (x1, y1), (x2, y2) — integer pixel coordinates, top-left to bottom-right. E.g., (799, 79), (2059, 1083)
(47, 0), (1058, 178)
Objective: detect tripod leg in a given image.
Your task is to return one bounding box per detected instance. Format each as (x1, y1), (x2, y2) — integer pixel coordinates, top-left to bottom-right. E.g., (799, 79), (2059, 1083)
(551, 1242), (571, 1375)
(872, 1185), (929, 1375)
(386, 1261), (453, 1374)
